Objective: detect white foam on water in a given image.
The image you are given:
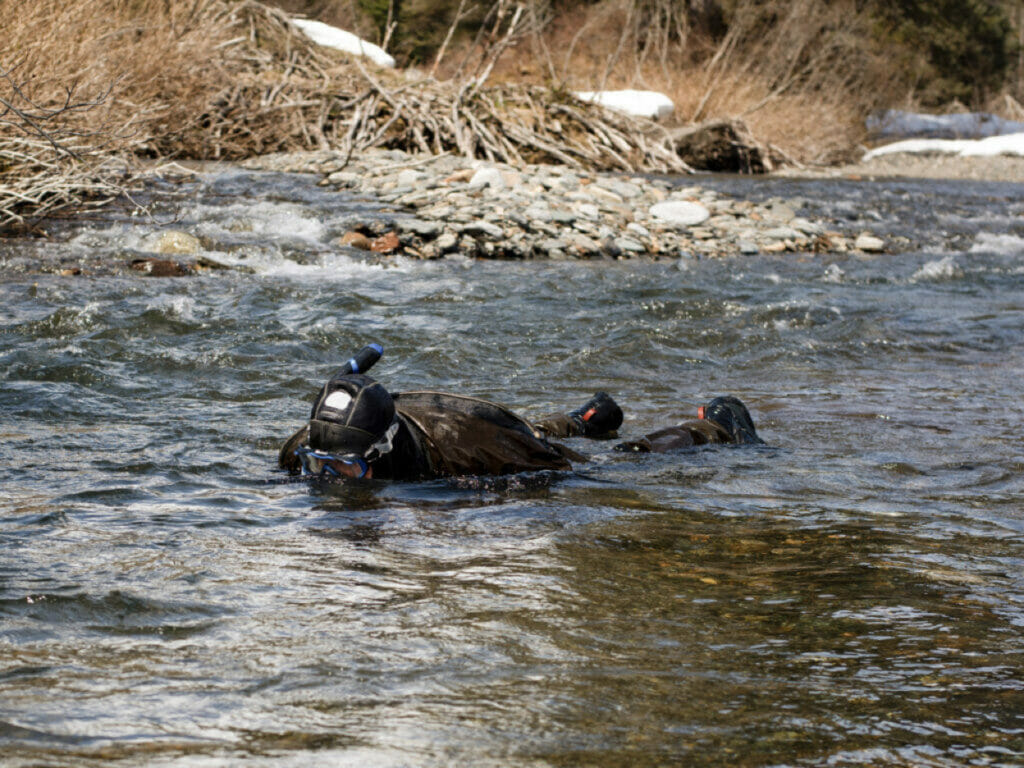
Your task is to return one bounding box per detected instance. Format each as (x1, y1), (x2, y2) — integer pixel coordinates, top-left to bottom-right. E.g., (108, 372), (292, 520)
(68, 226), (146, 254)
(911, 255), (964, 282)
(191, 200), (329, 245)
(145, 295), (199, 322)
(238, 251), (413, 280)
(969, 232), (1024, 256)
(821, 263), (845, 283)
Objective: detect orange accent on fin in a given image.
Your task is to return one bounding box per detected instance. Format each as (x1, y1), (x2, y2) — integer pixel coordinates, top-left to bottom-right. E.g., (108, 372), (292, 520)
(697, 406), (706, 419)
(581, 407), (597, 422)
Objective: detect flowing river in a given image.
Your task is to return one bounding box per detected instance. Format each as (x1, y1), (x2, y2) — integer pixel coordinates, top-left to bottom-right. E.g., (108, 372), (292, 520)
(2, 168), (1023, 767)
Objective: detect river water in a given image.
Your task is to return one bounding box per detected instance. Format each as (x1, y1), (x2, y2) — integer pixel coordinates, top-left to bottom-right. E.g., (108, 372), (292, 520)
(2, 169), (1023, 767)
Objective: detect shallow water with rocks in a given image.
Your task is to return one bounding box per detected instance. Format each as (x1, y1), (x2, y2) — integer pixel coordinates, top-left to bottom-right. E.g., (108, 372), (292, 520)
(2, 164), (1024, 767)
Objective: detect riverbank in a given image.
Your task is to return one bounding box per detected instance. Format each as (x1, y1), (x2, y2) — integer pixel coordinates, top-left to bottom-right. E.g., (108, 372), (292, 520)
(235, 148), (878, 263)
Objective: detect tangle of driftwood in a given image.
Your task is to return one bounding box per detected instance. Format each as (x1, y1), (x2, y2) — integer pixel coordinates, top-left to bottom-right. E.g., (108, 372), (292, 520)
(1, 0), (703, 232)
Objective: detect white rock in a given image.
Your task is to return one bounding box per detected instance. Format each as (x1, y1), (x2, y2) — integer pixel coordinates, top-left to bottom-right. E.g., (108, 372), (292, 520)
(151, 230), (200, 255)
(573, 90), (675, 120)
(396, 169), (423, 187)
(649, 201), (711, 228)
(854, 233), (885, 252)
(291, 18), (396, 68)
(468, 167), (506, 190)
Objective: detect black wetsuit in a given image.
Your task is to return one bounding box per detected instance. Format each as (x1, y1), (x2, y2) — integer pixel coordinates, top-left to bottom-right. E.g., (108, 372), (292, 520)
(279, 391), (737, 481)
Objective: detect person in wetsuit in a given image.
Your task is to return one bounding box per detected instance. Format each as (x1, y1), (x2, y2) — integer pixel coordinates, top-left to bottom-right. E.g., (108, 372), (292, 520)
(278, 372), (764, 481)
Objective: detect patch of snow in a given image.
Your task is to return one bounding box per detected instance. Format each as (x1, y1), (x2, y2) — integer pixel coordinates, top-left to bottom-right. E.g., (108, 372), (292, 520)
(961, 133), (1024, 157)
(864, 132), (1024, 160)
(291, 18), (396, 68)
(573, 90), (674, 120)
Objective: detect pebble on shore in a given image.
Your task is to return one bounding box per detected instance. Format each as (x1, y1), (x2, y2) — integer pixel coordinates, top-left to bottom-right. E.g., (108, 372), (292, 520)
(235, 148), (882, 263)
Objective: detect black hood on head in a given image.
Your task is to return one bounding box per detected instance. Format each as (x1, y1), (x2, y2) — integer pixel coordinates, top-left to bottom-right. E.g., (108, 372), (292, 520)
(702, 396), (764, 445)
(308, 374), (395, 456)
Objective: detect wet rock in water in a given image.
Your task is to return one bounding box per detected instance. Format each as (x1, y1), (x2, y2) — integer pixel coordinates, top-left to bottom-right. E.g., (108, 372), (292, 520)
(650, 201), (711, 227)
(131, 258), (192, 277)
(370, 232), (400, 253)
(195, 256), (233, 271)
(151, 230), (200, 255)
(339, 231), (372, 250)
(854, 233), (885, 252)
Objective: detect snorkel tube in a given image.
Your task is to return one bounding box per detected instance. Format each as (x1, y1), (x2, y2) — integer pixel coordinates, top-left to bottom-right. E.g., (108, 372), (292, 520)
(333, 342), (383, 378)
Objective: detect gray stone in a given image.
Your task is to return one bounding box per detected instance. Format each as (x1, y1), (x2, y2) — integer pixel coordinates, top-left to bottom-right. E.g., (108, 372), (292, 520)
(586, 185), (623, 204)
(396, 218), (442, 238)
(567, 234), (601, 256)
(650, 200), (711, 227)
(626, 222), (651, 238)
(764, 226), (800, 240)
(738, 240), (759, 254)
(616, 237), (647, 254)
(593, 179), (642, 199)
(327, 171), (361, 187)
(525, 205), (552, 222)
(550, 209), (576, 225)
(767, 201), (796, 222)
(460, 221), (504, 239)
(790, 217), (823, 235)
(435, 232), (458, 253)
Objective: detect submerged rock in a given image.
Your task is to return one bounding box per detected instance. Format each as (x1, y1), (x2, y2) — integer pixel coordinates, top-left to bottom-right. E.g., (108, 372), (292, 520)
(150, 230), (200, 255)
(130, 258), (192, 277)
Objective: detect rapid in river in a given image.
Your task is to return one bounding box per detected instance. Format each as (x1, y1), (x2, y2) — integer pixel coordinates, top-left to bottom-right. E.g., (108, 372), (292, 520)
(2, 168), (1023, 767)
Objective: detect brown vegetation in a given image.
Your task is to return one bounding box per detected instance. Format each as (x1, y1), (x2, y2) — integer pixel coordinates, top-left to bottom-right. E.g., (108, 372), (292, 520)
(2, 0), (1022, 230)
(0, 0), (696, 230)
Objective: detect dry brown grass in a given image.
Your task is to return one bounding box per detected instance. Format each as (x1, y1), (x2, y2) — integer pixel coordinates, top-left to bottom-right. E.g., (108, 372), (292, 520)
(1, 0), (913, 229)
(481, 0), (896, 163)
(0, 0), (362, 229)
(2, 0), (698, 229)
